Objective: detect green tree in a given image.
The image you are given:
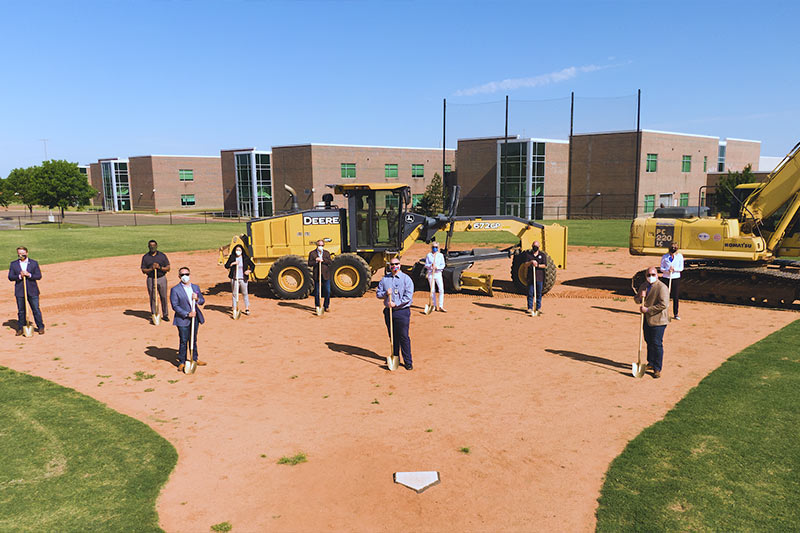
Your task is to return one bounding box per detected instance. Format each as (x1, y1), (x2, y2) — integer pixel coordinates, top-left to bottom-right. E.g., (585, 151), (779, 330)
(0, 177), (9, 208)
(33, 160), (97, 218)
(413, 172), (444, 217)
(4, 166), (39, 214)
(714, 164), (757, 217)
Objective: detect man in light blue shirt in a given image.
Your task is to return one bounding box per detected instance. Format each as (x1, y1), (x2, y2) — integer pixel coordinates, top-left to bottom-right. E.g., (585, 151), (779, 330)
(376, 258), (415, 370)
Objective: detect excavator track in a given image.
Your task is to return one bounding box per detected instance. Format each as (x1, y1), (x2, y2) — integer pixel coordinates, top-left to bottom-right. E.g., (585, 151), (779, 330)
(631, 259), (800, 308)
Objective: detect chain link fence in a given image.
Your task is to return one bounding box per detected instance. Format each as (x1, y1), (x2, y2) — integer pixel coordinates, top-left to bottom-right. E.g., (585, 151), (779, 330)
(0, 210), (245, 231)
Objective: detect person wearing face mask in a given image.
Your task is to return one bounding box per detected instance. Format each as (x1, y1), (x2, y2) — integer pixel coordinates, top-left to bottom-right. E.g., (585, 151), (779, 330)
(376, 258), (415, 370)
(169, 267), (207, 372)
(660, 242), (684, 320)
(634, 266), (670, 379)
(425, 241), (447, 312)
(224, 244), (255, 315)
(8, 246), (45, 335)
(520, 241), (548, 317)
(140, 240), (171, 322)
(307, 239), (333, 312)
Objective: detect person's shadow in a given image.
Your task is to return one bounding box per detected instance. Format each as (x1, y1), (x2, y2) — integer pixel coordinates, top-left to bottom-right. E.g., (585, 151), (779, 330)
(590, 306), (639, 315)
(326, 342), (386, 367)
(544, 348), (630, 376)
(144, 346), (180, 368)
(123, 309), (153, 321)
(472, 301), (528, 314)
(278, 301), (316, 313)
(204, 304), (233, 315)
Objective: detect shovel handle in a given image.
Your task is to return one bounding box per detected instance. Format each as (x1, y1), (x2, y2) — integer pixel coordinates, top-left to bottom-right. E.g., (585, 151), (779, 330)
(637, 312), (644, 364)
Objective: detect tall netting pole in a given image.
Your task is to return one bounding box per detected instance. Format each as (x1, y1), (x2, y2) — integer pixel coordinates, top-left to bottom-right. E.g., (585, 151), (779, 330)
(442, 98), (446, 180)
(633, 89), (642, 217)
(568, 91), (574, 219)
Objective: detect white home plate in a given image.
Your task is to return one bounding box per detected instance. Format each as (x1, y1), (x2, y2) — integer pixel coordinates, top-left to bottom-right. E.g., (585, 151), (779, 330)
(393, 471), (440, 493)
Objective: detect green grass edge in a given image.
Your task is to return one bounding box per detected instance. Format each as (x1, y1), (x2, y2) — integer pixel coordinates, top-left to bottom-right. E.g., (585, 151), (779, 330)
(595, 319), (800, 532)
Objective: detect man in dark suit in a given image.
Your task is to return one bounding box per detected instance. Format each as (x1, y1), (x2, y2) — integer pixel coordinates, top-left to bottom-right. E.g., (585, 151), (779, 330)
(169, 266), (207, 372)
(308, 239), (333, 312)
(520, 240), (549, 317)
(8, 246), (45, 335)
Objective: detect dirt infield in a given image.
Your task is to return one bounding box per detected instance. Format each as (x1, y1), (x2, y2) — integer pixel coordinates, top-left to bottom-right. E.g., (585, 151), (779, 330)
(2, 245), (796, 532)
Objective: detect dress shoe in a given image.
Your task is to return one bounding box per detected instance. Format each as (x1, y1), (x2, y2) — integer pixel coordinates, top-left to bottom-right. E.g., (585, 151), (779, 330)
(324, 308), (329, 313)
(16, 329), (23, 336)
(37, 328), (45, 335)
(162, 315), (169, 321)
(177, 363), (185, 372)
(244, 309), (250, 315)
(405, 363), (413, 371)
(195, 360), (207, 366)
(653, 370), (661, 379)
(674, 316), (681, 320)
(439, 307), (447, 313)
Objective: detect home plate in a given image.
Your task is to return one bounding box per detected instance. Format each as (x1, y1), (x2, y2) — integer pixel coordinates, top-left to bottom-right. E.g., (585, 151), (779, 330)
(393, 471), (440, 493)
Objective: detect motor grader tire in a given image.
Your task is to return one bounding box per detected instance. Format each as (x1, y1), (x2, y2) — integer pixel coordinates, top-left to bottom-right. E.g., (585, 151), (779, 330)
(267, 255), (313, 299)
(330, 254), (371, 297)
(511, 253), (557, 295)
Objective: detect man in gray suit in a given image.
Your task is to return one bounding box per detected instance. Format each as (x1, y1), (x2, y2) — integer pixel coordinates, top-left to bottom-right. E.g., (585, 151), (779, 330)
(634, 266), (669, 378)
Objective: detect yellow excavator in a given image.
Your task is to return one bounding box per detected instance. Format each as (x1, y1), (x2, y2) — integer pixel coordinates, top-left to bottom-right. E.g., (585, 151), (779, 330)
(629, 141), (800, 306)
(219, 183), (568, 299)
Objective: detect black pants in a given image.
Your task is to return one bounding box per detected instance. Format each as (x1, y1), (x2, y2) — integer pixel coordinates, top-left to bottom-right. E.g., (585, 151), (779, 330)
(661, 278), (680, 316)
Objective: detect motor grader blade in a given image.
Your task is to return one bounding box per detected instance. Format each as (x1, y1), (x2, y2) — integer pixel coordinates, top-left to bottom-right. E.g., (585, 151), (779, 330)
(459, 271), (494, 296)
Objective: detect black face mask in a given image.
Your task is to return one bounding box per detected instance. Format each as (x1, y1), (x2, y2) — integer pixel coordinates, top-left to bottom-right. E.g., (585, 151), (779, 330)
(532, 247), (539, 252)
(149, 247), (157, 253)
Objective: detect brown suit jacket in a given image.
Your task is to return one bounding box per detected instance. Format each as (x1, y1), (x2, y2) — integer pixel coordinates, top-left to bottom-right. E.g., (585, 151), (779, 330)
(308, 250), (333, 281)
(635, 281), (669, 326)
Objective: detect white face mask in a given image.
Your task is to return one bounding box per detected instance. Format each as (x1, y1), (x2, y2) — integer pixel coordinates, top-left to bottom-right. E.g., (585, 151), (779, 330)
(647, 275), (658, 284)
(317, 246), (324, 252)
(181, 274), (191, 284)
(235, 249), (242, 256)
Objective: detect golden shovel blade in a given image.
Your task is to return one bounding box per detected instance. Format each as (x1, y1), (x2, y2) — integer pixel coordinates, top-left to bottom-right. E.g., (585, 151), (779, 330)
(631, 362), (646, 378)
(232, 308), (241, 320)
(387, 355), (400, 371)
(423, 304), (433, 315)
(316, 306), (324, 317)
(22, 324), (34, 337)
(184, 360), (197, 374)
(152, 314), (161, 325)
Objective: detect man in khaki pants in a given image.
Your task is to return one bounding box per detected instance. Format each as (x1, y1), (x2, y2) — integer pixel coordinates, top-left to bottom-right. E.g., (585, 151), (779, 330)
(634, 266), (669, 378)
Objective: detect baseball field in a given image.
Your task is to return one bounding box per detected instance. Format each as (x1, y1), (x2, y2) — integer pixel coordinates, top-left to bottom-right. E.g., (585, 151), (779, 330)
(2, 222), (798, 532)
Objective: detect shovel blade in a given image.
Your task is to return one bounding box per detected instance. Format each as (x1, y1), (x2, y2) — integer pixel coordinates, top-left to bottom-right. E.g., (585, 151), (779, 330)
(316, 306), (324, 317)
(424, 304), (432, 315)
(387, 355), (400, 371)
(232, 308), (240, 320)
(184, 361), (197, 374)
(631, 362), (646, 378)
(152, 314), (161, 325)
(23, 325), (34, 337)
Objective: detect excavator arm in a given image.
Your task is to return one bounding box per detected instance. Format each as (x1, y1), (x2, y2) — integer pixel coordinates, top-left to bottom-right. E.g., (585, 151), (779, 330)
(742, 141), (800, 252)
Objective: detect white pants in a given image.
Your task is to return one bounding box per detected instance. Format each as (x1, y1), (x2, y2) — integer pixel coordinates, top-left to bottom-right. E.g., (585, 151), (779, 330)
(428, 272), (444, 307)
(231, 279), (249, 309)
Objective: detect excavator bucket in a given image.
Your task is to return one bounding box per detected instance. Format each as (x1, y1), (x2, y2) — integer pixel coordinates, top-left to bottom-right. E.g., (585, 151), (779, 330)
(459, 271), (494, 296)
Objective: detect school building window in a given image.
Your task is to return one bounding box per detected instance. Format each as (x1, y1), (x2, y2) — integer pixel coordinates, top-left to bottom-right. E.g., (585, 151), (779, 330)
(680, 193), (689, 207)
(411, 164), (424, 178)
(703, 156), (708, 172)
(178, 169), (194, 182)
(445, 164), (452, 173)
(385, 164), (398, 178)
(412, 193), (423, 207)
(646, 154), (657, 172)
(681, 155), (691, 173)
(181, 194), (196, 207)
(341, 163), (356, 179)
(644, 194), (655, 213)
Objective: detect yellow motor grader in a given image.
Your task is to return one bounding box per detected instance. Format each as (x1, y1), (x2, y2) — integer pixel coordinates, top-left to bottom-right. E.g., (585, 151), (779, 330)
(219, 183), (568, 299)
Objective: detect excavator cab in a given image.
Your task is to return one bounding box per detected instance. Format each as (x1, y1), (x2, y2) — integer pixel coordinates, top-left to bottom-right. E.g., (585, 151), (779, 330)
(334, 184), (411, 253)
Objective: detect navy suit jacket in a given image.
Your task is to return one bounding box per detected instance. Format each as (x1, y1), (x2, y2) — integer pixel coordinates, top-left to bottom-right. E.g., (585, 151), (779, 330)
(170, 283), (205, 327)
(8, 259), (42, 298)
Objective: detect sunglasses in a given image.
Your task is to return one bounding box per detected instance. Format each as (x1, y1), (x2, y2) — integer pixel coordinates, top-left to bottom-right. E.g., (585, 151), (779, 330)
(390, 263), (401, 267)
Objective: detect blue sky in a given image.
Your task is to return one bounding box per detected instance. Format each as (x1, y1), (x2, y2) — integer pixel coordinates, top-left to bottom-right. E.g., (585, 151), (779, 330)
(2, 0), (798, 177)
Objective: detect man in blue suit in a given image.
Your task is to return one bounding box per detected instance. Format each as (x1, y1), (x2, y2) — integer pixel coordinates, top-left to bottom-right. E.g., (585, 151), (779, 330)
(169, 266), (207, 372)
(8, 246), (45, 336)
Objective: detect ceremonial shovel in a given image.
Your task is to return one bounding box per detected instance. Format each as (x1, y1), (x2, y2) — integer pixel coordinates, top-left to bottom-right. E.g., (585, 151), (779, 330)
(387, 300), (400, 371)
(21, 275), (34, 337)
(423, 277), (434, 315)
(667, 276), (673, 323)
(232, 281), (241, 320)
(315, 263), (324, 317)
(151, 274), (161, 326)
(632, 312), (646, 378)
(184, 299), (197, 374)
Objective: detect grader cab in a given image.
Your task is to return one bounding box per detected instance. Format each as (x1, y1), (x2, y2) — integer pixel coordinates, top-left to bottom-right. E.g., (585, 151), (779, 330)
(219, 183), (568, 299)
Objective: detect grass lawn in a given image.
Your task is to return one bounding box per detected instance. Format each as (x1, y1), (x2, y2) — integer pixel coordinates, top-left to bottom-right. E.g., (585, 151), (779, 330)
(0, 224), (246, 265)
(595, 319), (800, 532)
(0, 366), (177, 532)
(431, 219), (631, 248)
